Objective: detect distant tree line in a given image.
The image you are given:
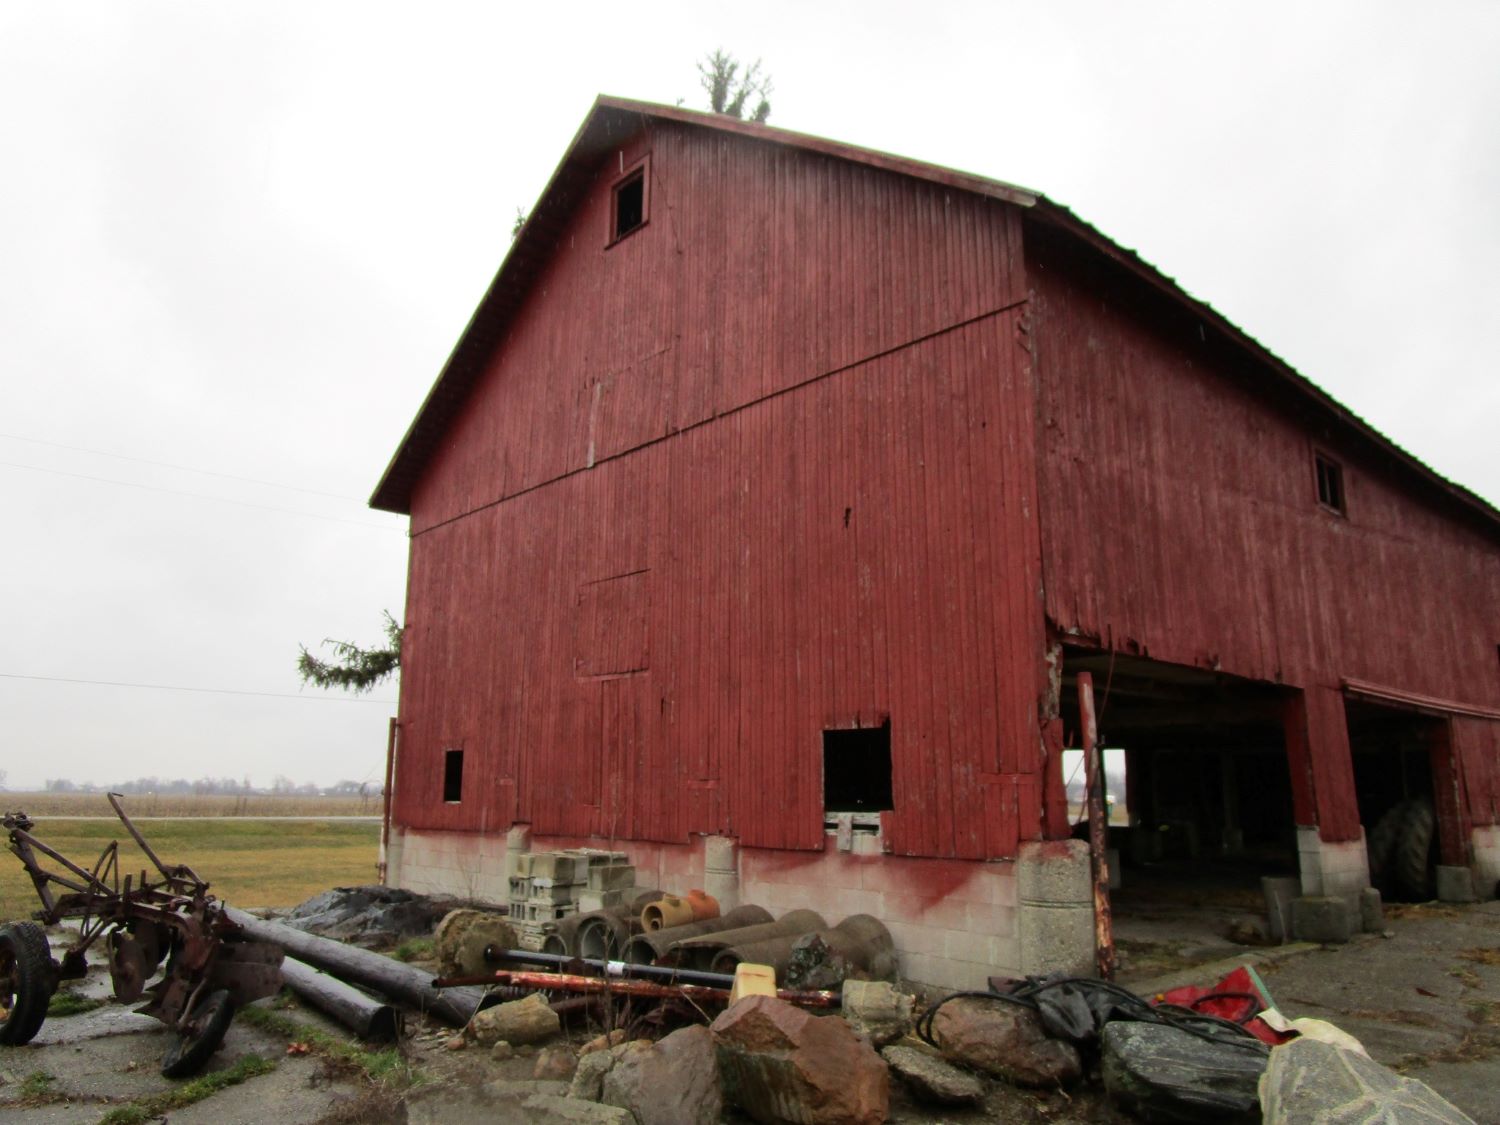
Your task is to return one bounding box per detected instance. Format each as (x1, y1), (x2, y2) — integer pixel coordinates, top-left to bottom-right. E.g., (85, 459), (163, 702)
(33, 776), (381, 797)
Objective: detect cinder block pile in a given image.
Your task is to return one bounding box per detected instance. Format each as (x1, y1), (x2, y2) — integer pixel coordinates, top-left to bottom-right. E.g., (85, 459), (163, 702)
(506, 848), (635, 950)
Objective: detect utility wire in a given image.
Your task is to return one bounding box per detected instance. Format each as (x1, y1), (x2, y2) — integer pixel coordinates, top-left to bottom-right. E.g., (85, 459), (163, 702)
(0, 431), (362, 502)
(0, 460), (401, 532)
(0, 671), (396, 705)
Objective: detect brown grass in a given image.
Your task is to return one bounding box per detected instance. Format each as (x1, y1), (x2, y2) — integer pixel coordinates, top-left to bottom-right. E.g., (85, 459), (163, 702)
(0, 817), (379, 920)
(3, 792), (377, 819)
(1458, 947), (1500, 967)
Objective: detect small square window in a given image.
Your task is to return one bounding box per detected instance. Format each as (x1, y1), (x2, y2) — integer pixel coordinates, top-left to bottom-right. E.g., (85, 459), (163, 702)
(1314, 452), (1345, 515)
(823, 721), (893, 813)
(610, 159), (649, 243)
(442, 749), (464, 803)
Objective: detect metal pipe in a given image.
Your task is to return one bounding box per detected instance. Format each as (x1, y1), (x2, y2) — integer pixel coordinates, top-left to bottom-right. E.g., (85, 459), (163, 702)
(481, 947), (737, 988)
(281, 957), (400, 1042)
(431, 968), (841, 1009)
(225, 906), (485, 1026)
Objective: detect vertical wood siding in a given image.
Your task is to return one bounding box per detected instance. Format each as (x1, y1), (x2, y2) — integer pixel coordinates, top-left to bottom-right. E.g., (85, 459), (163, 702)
(395, 124), (1045, 857)
(1028, 230), (1500, 830)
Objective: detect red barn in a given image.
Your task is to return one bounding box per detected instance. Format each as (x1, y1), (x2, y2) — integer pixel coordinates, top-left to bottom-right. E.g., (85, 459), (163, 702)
(372, 97), (1500, 988)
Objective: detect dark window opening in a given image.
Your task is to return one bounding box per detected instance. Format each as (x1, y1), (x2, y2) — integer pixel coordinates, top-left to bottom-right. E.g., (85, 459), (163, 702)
(443, 749), (464, 803)
(613, 172), (645, 241)
(1315, 452), (1345, 514)
(823, 721), (893, 812)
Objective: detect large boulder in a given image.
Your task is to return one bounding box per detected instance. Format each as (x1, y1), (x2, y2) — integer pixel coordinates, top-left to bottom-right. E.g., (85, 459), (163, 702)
(928, 996), (1082, 1087)
(1259, 1037), (1474, 1124)
(880, 1045), (984, 1106)
(1101, 1021), (1267, 1124)
(469, 992), (560, 1047)
(711, 994), (889, 1124)
(600, 1025), (722, 1125)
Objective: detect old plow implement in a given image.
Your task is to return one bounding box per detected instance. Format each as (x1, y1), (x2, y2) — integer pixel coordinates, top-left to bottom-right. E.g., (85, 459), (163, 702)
(0, 794), (282, 1077)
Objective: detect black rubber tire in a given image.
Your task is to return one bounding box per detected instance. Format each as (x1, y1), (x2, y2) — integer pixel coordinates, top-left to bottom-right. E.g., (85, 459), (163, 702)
(1365, 799), (1412, 885)
(1391, 799), (1437, 901)
(160, 989), (235, 1078)
(0, 921), (52, 1046)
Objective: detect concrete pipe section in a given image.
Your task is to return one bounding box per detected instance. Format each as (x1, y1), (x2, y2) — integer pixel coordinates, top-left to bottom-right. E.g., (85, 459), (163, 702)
(623, 905), (774, 965)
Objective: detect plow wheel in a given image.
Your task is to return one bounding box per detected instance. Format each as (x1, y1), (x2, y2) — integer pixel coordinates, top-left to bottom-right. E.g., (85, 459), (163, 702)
(0, 921), (54, 1046)
(161, 989), (234, 1078)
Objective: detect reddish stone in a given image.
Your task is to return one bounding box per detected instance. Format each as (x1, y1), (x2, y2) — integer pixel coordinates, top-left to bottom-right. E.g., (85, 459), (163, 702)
(711, 995), (889, 1124)
(929, 997), (1081, 1088)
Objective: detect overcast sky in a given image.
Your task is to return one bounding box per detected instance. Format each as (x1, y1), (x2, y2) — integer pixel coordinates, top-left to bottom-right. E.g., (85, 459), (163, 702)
(2, 2), (1496, 791)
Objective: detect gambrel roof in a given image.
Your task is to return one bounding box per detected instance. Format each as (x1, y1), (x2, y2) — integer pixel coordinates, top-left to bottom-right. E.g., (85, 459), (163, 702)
(371, 96), (1498, 536)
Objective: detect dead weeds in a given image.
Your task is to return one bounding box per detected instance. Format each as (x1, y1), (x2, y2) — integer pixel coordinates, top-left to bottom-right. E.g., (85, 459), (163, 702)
(1384, 902), (1462, 922)
(1457, 947), (1500, 967)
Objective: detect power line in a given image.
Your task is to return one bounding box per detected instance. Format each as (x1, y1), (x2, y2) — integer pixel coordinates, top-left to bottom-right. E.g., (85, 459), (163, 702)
(0, 431), (362, 502)
(0, 460), (402, 532)
(0, 671), (396, 705)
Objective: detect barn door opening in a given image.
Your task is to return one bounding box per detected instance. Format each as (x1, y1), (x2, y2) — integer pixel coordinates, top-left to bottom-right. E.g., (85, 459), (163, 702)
(1058, 647), (1298, 961)
(1347, 698), (1462, 901)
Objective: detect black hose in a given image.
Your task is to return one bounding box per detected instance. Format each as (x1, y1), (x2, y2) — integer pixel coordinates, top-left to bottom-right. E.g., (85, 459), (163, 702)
(915, 977), (1269, 1053)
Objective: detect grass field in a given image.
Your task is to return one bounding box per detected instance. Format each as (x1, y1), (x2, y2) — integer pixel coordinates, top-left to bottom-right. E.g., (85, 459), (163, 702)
(0, 817), (380, 922)
(2, 792), (377, 818)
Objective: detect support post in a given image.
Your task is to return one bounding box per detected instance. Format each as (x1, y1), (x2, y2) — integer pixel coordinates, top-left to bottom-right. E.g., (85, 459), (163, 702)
(1078, 672), (1115, 980)
(378, 717), (398, 885)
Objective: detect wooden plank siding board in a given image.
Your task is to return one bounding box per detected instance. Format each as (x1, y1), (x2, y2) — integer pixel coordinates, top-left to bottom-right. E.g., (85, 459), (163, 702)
(1026, 225), (1500, 836)
(394, 123), (1045, 857)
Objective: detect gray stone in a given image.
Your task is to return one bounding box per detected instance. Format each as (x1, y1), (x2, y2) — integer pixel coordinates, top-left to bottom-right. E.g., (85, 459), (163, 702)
(928, 996), (1082, 1088)
(1436, 865), (1477, 904)
(521, 1094), (635, 1124)
(405, 1079), (570, 1125)
(1101, 1022), (1267, 1124)
(1262, 876), (1301, 942)
(567, 1048), (616, 1101)
(601, 1025), (722, 1125)
(534, 1045), (578, 1081)
(1291, 896), (1353, 943)
(1259, 1037), (1474, 1124)
(1359, 886), (1385, 932)
(469, 992), (561, 1047)
(881, 1044), (984, 1106)
(841, 979), (913, 1047)
(491, 1040), (514, 1061)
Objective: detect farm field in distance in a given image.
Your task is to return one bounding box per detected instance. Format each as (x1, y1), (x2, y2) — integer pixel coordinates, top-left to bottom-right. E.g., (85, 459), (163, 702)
(0, 793), (380, 921)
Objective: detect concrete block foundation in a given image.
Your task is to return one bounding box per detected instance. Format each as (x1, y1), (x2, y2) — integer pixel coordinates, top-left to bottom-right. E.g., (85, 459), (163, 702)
(387, 827), (1098, 991)
(1295, 827), (1370, 912)
(1471, 826), (1500, 901)
(1017, 840), (1095, 977)
(1436, 865), (1477, 904)
(1291, 896), (1353, 944)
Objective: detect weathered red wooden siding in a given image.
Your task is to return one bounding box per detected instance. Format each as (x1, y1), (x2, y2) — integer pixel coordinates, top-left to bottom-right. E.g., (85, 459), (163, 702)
(1028, 227), (1500, 832)
(394, 122), (1047, 857)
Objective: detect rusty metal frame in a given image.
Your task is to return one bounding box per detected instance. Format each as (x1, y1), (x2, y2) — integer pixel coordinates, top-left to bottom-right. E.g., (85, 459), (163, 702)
(3, 794), (282, 1041)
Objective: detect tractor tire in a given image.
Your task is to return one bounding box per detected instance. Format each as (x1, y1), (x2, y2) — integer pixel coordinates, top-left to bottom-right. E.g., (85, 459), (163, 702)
(1391, 799), (1437, 901)
(1365, 799), (1412, 886)
(0, 921), (53, 1046)
(161, 989), (234, 1078)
